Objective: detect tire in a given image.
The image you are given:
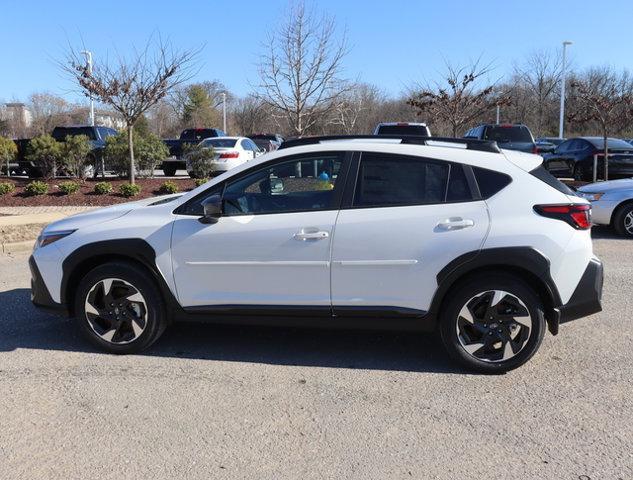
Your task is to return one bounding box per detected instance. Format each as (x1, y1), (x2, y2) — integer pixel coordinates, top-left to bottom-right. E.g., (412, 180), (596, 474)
(163, 166), (177, 177)
(612, 203), (633, 237)
(73, 262), (168, 354)
(439, 273), (546, 373)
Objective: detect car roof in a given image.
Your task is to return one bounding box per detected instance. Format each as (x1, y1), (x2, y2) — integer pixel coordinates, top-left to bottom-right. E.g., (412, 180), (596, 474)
(376, 122), (428, 126)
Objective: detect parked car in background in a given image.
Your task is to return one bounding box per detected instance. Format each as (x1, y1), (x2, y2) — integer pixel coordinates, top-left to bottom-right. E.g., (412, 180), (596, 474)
(252, 138), (279, 152)
(626, 139), (633, 146)
(30, 134), (602, 373)
(186, 136), (263, 178)
(14, 125), (117, 178)
(577, 178), (633, 237)
(162, 128), (226, 176)
(464, 124), (536, 154)
(373, 122), (431, 136)
(542, 137), (633, 181)
(535, 137), (565, 154)
(250, 133), (284, 150)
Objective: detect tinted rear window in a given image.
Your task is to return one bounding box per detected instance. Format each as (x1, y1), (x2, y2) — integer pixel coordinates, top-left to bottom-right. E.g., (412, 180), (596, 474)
(200, 138), (237, 148)
(375, 125), (430, 136)
(182, 129), (218, 140)
(484, 126), (533, 143)
(52, 127), (96, 140)
(251, 134), (277, 141)
(530, 165), (575, 195)
(473, 167), (512, 199)
(588, 138), (633, 150)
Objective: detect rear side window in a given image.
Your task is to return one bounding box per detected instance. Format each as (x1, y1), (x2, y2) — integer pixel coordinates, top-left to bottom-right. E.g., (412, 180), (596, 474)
(446, 164), (473, 202)
(473, 167), (512, 199)
(530, 165), (575, 195)
(353, 153), (448, 207)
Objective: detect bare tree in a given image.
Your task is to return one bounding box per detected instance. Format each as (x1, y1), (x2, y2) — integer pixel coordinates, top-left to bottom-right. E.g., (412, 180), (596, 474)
(62, 38), (198, 183)
(408, 59), (508, 137)
(231, 95), (273, 135)
(568, 67), (633, 179)
(330, 83), (385, 134)
(255, 1), (349, 137)
(513, 49), (562, 136)
(28, 92), (72, 135)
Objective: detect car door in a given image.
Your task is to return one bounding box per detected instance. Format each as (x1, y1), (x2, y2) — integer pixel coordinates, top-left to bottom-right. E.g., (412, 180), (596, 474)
(171, 151), (349, 310)
(331, 152), (489, 315)
(544, 140), (571, 175)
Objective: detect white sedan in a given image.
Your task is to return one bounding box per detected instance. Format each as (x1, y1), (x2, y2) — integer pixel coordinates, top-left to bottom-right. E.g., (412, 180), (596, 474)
(186, 136), (265, 177)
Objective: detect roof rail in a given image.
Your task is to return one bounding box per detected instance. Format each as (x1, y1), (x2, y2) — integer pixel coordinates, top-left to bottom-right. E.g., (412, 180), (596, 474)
(278, 135), (501, 153)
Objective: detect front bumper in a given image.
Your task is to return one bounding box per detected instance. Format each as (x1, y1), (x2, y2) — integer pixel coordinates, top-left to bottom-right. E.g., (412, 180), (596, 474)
(29, 255), (67, 316)
(552, 257), (603, 331)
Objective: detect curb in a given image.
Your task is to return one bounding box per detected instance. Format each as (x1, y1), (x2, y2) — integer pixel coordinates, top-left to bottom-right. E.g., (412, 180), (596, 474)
(1, 240), (35, 255)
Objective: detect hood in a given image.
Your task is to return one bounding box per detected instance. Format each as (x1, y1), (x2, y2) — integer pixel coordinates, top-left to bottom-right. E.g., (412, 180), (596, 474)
(43, 194), (180, 233)
(577, 178), (633, 194)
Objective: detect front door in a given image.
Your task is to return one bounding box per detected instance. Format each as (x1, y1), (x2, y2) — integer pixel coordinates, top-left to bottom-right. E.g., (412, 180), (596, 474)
(331, 152), (489, 315)
(171, 152), (348, 309)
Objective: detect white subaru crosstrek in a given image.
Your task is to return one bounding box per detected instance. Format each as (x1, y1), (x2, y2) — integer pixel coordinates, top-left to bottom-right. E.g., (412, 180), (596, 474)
(30, 135), (603, 372)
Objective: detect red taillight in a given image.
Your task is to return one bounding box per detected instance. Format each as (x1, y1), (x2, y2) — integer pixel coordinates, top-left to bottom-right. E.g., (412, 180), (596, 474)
(219, 151), (239, 159)
(532, 145), (539, 154)
(534, 204), (591, 230)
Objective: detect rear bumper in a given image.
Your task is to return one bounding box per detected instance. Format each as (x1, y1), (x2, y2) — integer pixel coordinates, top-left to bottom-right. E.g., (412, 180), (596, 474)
(553, 257), (603, 330)
(29, 256), (68, 316)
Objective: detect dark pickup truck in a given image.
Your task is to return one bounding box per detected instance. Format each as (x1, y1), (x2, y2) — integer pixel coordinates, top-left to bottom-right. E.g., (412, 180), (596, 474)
(13, 125), (117, 177)
(161, 128), (226, 176)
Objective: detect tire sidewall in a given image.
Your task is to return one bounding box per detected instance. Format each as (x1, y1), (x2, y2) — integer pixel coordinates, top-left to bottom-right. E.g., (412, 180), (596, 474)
(74, 262), (166, 354)
(440, 274), (546, 373)
(614, 204), (633, 237)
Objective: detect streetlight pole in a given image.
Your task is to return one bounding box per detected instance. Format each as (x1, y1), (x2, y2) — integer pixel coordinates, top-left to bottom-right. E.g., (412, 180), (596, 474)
(81, 50), (95, 126)
(558, 41), (572, 139)
(221, 92), (227, 133)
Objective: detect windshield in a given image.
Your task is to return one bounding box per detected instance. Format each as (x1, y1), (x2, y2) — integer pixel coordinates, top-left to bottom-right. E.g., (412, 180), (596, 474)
(484, 126), (533, 143)
(199, 138), (237, 148)
(376, 125), (430, 136)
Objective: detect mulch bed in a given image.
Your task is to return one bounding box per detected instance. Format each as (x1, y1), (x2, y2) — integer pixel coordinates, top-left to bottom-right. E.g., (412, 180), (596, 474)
(0, 178), (198, 207)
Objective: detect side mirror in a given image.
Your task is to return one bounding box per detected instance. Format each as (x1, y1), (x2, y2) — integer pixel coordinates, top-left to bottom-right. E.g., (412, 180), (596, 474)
(199, 194), (222, 224)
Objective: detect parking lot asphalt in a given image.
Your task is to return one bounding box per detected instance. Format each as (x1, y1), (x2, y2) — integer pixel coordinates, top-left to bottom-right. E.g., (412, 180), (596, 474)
(0, 228), (631, 479)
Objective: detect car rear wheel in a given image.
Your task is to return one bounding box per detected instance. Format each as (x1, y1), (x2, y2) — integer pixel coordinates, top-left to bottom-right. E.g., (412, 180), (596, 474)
(74, 262), (168, 354)
(440, 273), (546, 373)
(613, 203), (633, 237)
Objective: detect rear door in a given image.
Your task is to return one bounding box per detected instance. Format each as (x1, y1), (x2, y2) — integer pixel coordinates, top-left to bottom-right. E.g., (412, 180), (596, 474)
(331, 152), (489, 315)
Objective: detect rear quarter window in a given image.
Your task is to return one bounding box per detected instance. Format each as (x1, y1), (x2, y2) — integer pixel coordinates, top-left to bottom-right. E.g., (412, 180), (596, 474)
(473, 167), (512, 199)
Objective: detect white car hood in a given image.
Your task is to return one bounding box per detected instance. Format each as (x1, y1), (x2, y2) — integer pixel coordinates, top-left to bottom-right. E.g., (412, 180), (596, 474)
(43, 194), (181, 233)
(578, 178), (633, 194)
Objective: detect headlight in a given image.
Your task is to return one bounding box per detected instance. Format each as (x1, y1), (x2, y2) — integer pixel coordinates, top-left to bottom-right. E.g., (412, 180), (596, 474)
(35, 229), (76, 249)
(578, 192), (604, 202)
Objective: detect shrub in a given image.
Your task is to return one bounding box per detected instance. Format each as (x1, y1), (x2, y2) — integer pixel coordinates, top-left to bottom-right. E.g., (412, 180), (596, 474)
(0, 136), (18, 176)
(119, 183), (141, 197)
(194, 178), (208, 187)
(104, 130), (169, 178)
(0, 182), (15, 195)
(58, 181), (81, 195)
(24, 180), (49, 196)
(26, 135), (63, 178)
(158, 181), (179, 194)
(93, 181), (113, 195)
(187, 145), (216, 179)
(62, 135), (92, 179)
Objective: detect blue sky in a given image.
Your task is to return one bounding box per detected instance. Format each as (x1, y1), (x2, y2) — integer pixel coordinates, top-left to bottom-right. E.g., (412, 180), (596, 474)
(1, 0), (632, 104)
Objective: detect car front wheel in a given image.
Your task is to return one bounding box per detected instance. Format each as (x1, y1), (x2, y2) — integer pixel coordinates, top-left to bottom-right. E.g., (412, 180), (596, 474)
(440, 274), (546, 373)
(613, 203), (633, 237)
(74, 262), (168, 354)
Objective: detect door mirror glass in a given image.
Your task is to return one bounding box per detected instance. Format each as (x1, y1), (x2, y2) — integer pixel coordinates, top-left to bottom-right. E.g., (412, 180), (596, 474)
(199, 194), (222, 224)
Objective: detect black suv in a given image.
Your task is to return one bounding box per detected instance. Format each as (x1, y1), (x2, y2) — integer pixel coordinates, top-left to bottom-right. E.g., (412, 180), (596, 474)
(464, 124), (536, 154)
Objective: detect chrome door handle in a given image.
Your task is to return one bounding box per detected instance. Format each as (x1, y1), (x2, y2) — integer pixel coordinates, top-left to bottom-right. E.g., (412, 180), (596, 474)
(294, 229), (329, 241)
(436, 217), (475, 231)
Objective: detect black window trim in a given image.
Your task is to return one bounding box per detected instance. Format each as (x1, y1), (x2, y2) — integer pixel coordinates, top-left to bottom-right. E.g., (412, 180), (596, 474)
(340, 151), (482, 211)
(173, 150), (352, 217)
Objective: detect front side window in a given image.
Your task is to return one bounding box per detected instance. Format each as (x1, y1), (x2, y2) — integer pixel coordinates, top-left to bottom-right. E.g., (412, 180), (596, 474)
(353, 153), (449, 207)
(222, 153), (344, 216)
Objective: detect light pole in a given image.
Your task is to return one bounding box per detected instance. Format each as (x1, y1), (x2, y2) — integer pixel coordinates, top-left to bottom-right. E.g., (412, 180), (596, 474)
(221, 92), (227, 133)
(558, 41), (572, 139)
(81, 50), (95, 126)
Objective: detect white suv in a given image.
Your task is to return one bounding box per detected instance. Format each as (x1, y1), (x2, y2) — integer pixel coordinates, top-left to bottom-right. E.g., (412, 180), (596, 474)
(30, 135), (603, 372)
